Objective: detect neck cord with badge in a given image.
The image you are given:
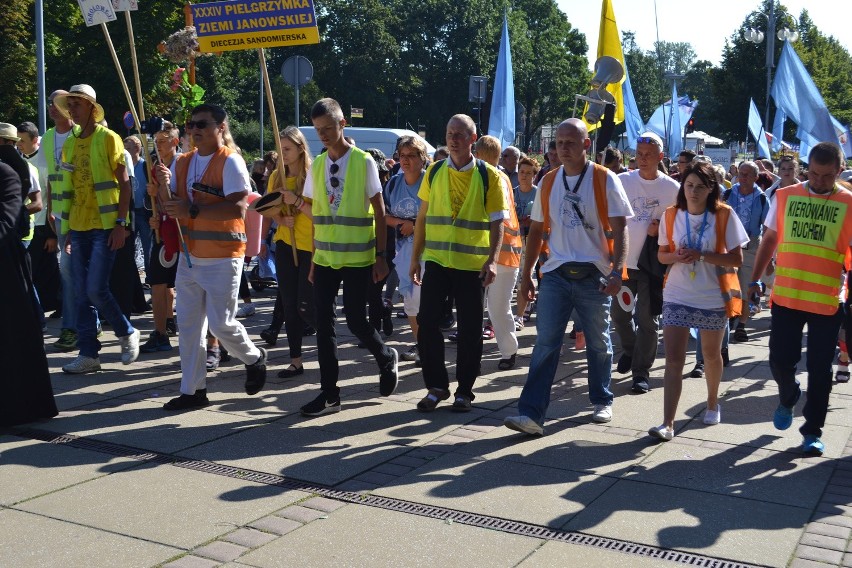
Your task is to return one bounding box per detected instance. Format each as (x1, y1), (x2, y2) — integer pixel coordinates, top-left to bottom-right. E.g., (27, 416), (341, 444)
(684, 209), (709, 280)
(561, 161), (593, 230)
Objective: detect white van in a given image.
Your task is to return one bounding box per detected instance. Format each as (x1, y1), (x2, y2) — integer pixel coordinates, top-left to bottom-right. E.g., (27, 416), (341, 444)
(298, 127), (436, 159)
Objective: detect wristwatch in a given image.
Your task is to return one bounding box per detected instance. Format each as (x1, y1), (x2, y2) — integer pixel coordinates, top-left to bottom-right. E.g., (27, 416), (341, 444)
(115, 217), (128, 227)
(189, 203), (200, 219)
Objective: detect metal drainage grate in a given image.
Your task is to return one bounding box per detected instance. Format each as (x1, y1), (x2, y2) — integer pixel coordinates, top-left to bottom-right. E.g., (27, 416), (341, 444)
(7, 427), (767, 568)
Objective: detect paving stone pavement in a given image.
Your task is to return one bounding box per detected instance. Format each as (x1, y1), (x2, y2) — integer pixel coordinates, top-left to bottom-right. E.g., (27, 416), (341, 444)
(2, 286), (852, 567)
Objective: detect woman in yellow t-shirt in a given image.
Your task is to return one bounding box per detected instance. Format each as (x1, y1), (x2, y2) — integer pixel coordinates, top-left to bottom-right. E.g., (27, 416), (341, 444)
(264, 126), (315, 377)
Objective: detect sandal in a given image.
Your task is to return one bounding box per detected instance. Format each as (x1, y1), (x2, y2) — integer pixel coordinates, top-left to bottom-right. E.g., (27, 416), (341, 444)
(498, 354), (516, 371)
(451, 395), (472, 412)
(417, 388), (450, 412)
(837, 367), (850, 383)
(278, 364), (304, 378)
(733, 324), (749, 342)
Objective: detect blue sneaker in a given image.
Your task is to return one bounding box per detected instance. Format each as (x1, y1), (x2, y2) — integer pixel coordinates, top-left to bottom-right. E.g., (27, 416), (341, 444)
(773, 404), (794, 430)
(802, 435), (825, 456)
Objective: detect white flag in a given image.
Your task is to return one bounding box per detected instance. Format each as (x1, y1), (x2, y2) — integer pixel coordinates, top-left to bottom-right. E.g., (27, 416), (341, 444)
(112, 0), (139, 11)
(77, 0), (118, 25)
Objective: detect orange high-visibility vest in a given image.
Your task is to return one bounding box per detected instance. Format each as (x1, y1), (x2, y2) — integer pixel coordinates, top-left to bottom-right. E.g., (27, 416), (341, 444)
(175, 146), (246, 259)
(772, 183), (852, 315)
(538, 162), (626, 277)
(662, 204), (743, 318)
(497, 170), (521, 268)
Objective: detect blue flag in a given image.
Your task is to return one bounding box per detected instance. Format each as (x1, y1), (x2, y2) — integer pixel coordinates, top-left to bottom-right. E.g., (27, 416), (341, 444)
(771, 42), (836, 147)
(487, 13), (515, 150)
(771, 108), (786, 152)
(748, 98), (772, 159)
(667, 81), (683, 157)
(621, 67), (645, 150)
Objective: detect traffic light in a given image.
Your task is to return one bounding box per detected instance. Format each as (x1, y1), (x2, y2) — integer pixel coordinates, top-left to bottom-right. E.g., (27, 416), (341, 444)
(686, 118), (696, 134)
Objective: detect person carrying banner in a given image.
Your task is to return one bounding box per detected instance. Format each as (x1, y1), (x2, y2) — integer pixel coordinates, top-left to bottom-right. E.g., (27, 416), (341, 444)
(154, 103), (267, 410)
(749, 142), (852, 456)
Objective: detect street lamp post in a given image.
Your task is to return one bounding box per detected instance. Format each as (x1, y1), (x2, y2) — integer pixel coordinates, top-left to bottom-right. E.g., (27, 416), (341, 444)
(395, 97), (400, 129)
(744, 1), (799, 128)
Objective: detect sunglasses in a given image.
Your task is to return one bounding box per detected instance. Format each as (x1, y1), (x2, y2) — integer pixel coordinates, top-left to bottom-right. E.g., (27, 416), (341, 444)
(186, 120), (219, 130)
(329, 162), (340, 188)
(636, 136), (661, 147)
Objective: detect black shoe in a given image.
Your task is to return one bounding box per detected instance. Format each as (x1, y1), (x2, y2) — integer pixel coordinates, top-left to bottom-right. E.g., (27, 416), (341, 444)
(278, 364), (304, 378)
(220, 346), (232, 363)
(49, 309), (62, 319)
(260, 327), (279, 346)
(568, 327), (577, 340)
(245, 348), (267, 395)
(440, 314), (456, 331)
(616, 354), (632, 374)
(498, 354), (516, 371)
(165, 318), (178, 336)
(721, 347), (730, 367)
(733, 323), (748, 342)
(447, 331), (459, 342)
(396, 310), (408, 319)
(689, 362), (704, 378)
(164, 390), (209, 410)
(206, 348), (221, 371)
(631, 377), (650, 393)
(303, 325), (316, 336)
(140, 331), (173, 353)
(301, 391), (341, 416)
(379, 348), (399, 396)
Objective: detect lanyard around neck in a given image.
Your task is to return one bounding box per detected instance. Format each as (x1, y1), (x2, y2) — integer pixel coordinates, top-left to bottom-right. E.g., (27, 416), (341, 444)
(561, 162), (589, 194)
(684, 209), (709, 250)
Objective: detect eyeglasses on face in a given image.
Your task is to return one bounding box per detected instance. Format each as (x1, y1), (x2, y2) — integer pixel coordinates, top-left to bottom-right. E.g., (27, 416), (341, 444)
(186, 120), (219, 130)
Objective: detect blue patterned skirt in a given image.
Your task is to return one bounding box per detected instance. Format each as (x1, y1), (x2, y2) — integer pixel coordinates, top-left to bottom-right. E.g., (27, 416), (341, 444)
(662, 302), (728, 330)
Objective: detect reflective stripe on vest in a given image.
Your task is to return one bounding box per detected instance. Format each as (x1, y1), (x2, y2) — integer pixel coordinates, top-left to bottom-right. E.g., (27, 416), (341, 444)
(53, 125), (120, 234)
(663, 205), (742, 318)
(174, 146), (247, 259)
(423, 160), (493, 271)
(311, 148), (376, 268)
(497, 170), (521, 268)
(772, 183), (852, 314)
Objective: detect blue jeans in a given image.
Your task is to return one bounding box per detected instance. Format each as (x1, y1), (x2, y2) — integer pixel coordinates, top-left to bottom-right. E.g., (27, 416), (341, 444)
(518, 266), (614, 425)
(71, 229), (134, 357)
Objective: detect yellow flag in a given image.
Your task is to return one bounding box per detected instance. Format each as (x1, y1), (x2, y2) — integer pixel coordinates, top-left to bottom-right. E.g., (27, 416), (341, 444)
(584, 0), (626, 131)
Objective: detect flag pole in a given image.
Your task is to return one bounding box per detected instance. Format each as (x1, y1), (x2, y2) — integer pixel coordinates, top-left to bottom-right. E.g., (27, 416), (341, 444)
(258, 48), (298, 266)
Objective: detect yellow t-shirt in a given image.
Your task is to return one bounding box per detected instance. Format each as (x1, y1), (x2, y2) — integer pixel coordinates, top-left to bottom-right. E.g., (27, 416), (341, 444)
(270, 171), (313, 252)
(68, 132), (125, 231)
(418, 162), (506, 217)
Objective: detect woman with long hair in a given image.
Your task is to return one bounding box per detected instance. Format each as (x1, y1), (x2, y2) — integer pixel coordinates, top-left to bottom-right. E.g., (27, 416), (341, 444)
(649, 162), (748, 441)
(267, 126), (316, 378)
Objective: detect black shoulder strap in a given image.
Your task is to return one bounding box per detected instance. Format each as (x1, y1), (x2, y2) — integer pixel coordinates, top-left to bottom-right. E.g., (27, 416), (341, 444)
(427, 159), (446, 186)
(723, 188), (731, 201)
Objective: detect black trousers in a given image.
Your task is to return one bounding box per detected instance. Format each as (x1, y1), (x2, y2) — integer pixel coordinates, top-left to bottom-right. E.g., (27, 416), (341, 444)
(770, 302), (843, 438)
(313, 264), (393, 397)
(417, 261), (484, 399)
(274, 244), (315, 359)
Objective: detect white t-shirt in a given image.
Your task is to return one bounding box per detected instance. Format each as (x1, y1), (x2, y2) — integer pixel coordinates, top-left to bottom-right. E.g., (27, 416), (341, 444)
(618, 169), (679, 269)
(303, 148), (381, 215)
(26, 153), (48, 226)
(659, 208), (749, 309)
(531, 164), (633, 276)
(169, 151), (251, 200)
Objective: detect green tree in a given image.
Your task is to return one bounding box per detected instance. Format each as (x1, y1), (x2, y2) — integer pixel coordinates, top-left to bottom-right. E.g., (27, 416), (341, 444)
(1, 0), (39, 124)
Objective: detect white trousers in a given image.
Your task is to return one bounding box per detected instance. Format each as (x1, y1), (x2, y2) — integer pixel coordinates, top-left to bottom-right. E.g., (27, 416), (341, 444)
(486, 263), (519, 358)
(176, 256), (261, 395)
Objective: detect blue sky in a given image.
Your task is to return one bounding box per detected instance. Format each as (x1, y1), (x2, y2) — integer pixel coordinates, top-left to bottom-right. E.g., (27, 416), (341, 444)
(558, 0), (852, 67)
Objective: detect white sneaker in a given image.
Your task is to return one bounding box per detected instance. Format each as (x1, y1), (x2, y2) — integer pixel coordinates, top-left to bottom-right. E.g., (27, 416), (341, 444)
(119, 329), (140, 364)
(504, 415), (544, 436)
(648, 424), (674, 441)
(62, 355), (101, 374)
(592, 404), (612, 423)
(236, 303), (256, 318)
(703, 404), (721, 425)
